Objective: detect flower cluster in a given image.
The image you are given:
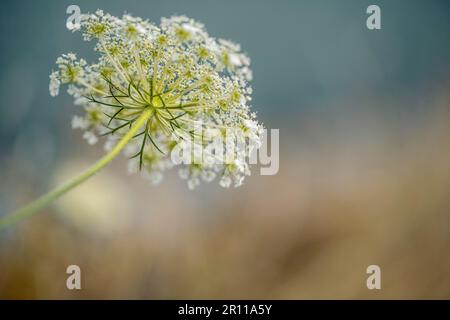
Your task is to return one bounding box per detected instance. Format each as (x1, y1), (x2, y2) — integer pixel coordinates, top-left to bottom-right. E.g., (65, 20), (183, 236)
(50, 10), (263, 189)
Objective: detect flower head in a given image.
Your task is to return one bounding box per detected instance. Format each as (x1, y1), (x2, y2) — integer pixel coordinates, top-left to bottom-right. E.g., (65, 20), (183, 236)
(50, 10), (263, 188)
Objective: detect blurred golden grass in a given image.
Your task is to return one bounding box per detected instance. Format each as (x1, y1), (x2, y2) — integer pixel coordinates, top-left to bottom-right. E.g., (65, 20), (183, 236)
(0, 94), (449, 299)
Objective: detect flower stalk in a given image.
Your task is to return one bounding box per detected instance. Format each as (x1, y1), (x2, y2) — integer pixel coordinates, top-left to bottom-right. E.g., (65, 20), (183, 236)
(0, 108), (153, 231)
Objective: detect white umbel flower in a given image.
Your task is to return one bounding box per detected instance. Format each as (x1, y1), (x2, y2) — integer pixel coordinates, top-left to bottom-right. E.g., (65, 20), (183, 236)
(50, 11), (263, 188)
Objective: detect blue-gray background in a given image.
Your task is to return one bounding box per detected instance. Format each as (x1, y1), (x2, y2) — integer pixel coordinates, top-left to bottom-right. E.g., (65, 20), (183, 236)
(2, 0), (450, 151)
(1, 0), (450, 299)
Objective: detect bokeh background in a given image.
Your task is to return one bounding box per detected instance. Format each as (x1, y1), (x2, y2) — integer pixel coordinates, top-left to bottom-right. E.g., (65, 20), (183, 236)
(1, 0), (450, 299)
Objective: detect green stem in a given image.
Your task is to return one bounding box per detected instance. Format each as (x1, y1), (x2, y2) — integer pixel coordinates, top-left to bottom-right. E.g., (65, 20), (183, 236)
(0, 108), (153, 232)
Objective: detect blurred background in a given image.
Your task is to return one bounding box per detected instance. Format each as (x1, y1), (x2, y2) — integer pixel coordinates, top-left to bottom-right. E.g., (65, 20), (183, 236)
(1, 0), (450, 299)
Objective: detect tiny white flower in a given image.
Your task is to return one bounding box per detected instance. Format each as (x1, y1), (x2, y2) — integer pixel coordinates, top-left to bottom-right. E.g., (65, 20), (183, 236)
(71, 115), (89, 130)
(228, 53), (242, 67)
(201, 170), (216, 182)
(49, 72), (60, 97)
(187, 177), (200, 190)
(82, 131), (98, 145)
(219, 175), (232, 188)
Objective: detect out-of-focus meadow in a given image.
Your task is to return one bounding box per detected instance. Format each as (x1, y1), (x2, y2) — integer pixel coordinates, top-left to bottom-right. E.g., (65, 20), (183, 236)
(1, 0), (450, 299)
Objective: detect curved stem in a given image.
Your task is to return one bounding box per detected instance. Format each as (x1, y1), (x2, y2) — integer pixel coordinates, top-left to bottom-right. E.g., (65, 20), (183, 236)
(0, 108), (152, 232)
